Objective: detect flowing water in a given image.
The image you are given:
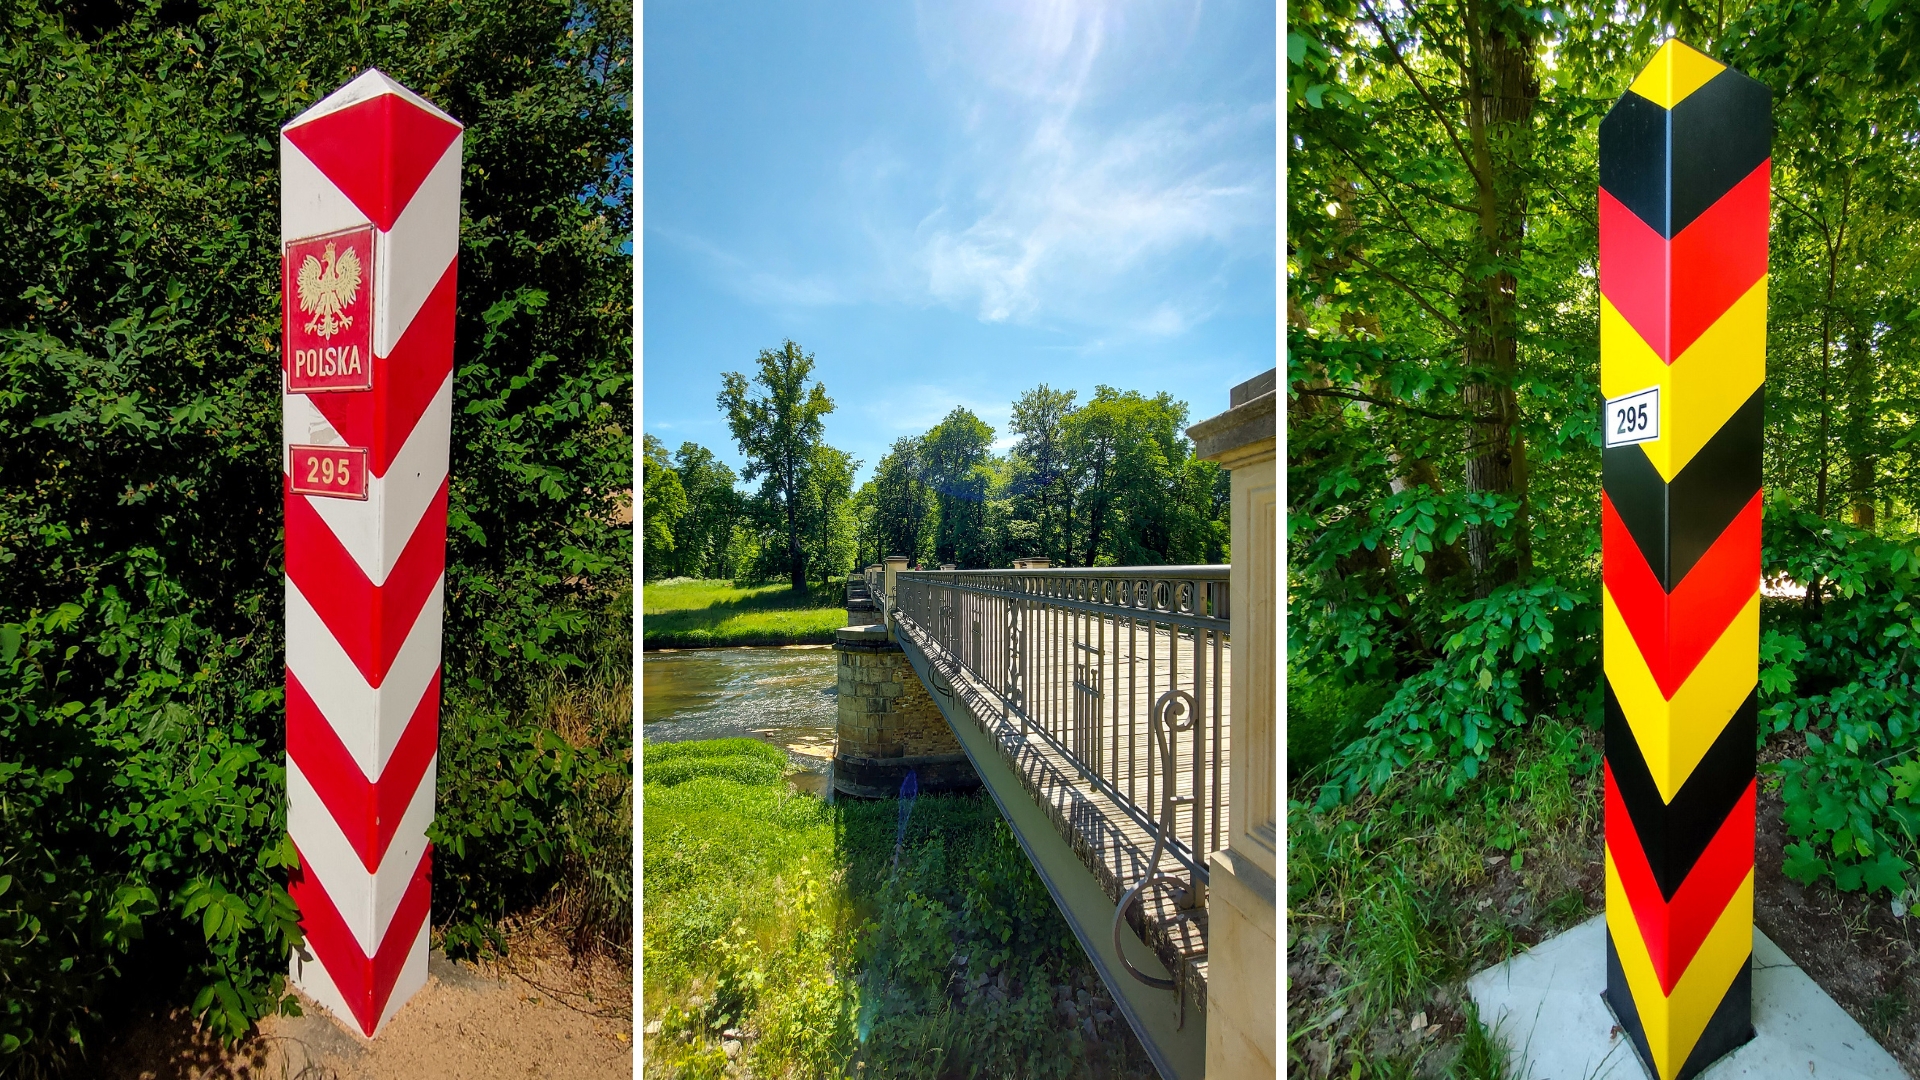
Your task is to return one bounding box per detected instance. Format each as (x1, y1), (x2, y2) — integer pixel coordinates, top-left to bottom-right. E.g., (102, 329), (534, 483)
(641, 646), (839, 794)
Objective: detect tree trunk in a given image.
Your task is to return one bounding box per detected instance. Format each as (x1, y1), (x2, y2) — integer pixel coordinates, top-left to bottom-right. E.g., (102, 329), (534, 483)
(1458, 0), (1538, 595)
(1844, 317), (1876, 529)
(787, 469), (805, 592)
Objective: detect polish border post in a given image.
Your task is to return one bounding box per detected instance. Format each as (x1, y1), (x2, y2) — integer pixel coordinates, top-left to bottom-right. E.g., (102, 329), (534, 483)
(280, 70), (463, 1037)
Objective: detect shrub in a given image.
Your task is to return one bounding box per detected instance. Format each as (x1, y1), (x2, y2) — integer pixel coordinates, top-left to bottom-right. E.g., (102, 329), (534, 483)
(1759, 501), (1920, 897)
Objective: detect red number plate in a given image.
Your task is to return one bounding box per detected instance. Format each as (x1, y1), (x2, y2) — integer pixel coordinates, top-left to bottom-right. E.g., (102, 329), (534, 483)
(284, 225), (376, 393)
(290, 445), (370, 500)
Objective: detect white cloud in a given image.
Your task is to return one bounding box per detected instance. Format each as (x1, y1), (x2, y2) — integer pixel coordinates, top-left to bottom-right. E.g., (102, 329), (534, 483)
(649, 223), (852, 309)
(905, 0), (1273, 328)
(648, 0), (1273, 341)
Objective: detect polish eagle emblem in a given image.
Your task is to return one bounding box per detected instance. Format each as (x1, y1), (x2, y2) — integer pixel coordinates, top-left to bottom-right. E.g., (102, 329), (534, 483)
(295, 240), (364, 340)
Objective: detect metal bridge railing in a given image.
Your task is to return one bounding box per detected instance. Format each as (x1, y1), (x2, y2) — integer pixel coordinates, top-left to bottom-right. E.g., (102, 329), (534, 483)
(869, 565), (1231, 892)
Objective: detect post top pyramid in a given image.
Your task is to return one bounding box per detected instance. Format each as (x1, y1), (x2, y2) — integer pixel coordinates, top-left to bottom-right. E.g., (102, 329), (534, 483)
(284, 68), (460, 134)
(1629, 39), (1726, 110)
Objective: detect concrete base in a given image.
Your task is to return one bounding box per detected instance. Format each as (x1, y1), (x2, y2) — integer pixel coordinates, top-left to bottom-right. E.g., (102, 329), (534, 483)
(1466, 915), (1907, 1080)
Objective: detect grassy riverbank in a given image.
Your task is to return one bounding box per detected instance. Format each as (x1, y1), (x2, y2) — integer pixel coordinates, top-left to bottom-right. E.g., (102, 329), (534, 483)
(643, 578), (847, 649)
(641, 739), (1155, 1079)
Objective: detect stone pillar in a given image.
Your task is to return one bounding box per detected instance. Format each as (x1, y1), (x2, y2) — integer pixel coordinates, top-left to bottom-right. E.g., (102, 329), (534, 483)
(883, 555), (907, 625)
(845, 573), (880, 627)
(832, 625), (979, 797)
(1188, 369), (1276, 1079)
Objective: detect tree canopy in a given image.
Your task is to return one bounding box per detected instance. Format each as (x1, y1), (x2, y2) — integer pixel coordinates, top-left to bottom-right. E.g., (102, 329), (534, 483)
(1289, 0), (1920, 900)
(719, 340), (835, 591)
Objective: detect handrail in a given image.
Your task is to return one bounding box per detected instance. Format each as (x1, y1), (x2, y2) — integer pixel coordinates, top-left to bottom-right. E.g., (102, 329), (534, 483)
(874, 564), (1231, 894)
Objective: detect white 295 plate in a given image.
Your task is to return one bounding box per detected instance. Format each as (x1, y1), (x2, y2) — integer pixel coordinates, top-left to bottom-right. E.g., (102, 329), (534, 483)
(1604, 386), (1660, 448)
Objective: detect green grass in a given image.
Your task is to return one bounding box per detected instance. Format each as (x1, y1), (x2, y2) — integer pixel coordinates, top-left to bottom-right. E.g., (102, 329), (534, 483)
(641, 739), (1154, 1079)
(642, 578), (848, 649)
(1287, 719), (1602, 1076)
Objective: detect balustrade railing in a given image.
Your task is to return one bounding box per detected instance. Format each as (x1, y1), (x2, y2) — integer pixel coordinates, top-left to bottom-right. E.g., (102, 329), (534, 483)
(869, 565), (1231, 891)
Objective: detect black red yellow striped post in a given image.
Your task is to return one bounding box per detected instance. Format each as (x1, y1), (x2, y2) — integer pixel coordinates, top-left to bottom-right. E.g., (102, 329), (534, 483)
(1599, 40), (1768, 1079)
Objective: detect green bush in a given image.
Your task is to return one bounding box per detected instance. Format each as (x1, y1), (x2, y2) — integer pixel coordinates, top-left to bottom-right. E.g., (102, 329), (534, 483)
(1286, 670), (1392, 779)
(0, 0), (630, 1069)
(1758, 501), (1920, 897)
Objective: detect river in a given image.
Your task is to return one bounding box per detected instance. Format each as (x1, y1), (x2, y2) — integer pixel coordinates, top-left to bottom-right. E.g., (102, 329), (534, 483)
(641, 645), (839, 794)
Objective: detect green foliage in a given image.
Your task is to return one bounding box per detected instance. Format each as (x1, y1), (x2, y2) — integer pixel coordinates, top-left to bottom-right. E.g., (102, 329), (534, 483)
(718, 340), (842, 591)
(1759, 503), (1920, 897)
(854, 381), (1230, 571)
(1286, 672), (1392, 779)
(642, 738), (1153, 1079)
(922, 407), (995, 568)
(661, 443), (743, 581)
(1287, 720), (1599, 1072)
(643, 434), (688, 573)
(1311, 577), (1596, 805)
(0, 0), (630, 1066)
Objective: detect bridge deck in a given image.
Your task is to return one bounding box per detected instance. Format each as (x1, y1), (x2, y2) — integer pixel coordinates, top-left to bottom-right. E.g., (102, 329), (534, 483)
(895, 613), (1229, 1019)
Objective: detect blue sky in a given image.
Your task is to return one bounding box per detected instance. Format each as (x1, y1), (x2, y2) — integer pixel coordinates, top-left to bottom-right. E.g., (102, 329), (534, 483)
(642, 0), (1276, 483)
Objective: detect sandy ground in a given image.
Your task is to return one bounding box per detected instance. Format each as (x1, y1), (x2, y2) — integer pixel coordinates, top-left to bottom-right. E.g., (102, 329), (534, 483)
(101, 940), (632, 1080)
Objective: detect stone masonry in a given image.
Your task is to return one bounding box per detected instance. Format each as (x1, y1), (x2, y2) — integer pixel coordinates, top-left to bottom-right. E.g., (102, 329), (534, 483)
(832, 623), (978, 798)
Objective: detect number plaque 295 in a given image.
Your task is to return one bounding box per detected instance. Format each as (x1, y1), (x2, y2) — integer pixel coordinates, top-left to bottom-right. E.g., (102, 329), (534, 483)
(1603, 386), (1661, 449)
(290, 444), (369, 500)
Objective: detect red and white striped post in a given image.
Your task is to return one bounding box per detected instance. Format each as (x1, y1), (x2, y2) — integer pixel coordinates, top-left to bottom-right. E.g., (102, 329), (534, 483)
(279, 70), (462, 1037)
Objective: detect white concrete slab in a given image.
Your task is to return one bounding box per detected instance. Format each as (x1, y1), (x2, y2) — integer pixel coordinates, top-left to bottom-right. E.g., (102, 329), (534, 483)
(1465, 915), (1908, 1080)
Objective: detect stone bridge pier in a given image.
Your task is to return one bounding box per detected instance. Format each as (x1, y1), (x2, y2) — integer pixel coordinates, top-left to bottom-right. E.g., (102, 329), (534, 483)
(832, 559), (978, 798)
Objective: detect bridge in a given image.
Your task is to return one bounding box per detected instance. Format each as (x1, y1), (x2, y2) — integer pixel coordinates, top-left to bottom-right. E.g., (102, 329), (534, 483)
(832, 371), (1276, 1080)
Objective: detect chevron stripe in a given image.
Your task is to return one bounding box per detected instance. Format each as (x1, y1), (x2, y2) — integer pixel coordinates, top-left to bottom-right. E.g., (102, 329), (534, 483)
(283, 68), (458, 1039)
(286, 666), (439, 873)
(1600, 40), (1765, 1078)
(1603, 489), (1759, 697)
(286, 476), (448, 685)
(280, 124), (460, 362)
(287, 375), (453, 584)
(283, 83), (461, 232)
(1602, 387), (1763, 591)
(1606, 935), (1754, 1080)
(286, 574), (444, 779)
(1603, 587), (1756, 801)
(287, 755), (435, 956)
(1604, 682), (1756, 899)
(306, 259), (457, 476)
(293, 911), (430, 1041)
(1599, 278), (1766, 483)
(1605, 858), (1753, 1080)
(1600, 63), (1772, 239)
(1606, 767), (1755, 992)
(1599, 161), (1768, 362)
(289, 843), (432, 1036)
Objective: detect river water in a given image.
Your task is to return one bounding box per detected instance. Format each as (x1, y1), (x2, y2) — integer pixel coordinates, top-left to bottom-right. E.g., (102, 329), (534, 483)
(641, 646), (839, 794)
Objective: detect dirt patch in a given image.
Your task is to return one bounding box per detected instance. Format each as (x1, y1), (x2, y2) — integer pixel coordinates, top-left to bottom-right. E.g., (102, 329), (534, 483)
(100, 933), (631, 1080)
(1754, 782), (1920, 1073)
